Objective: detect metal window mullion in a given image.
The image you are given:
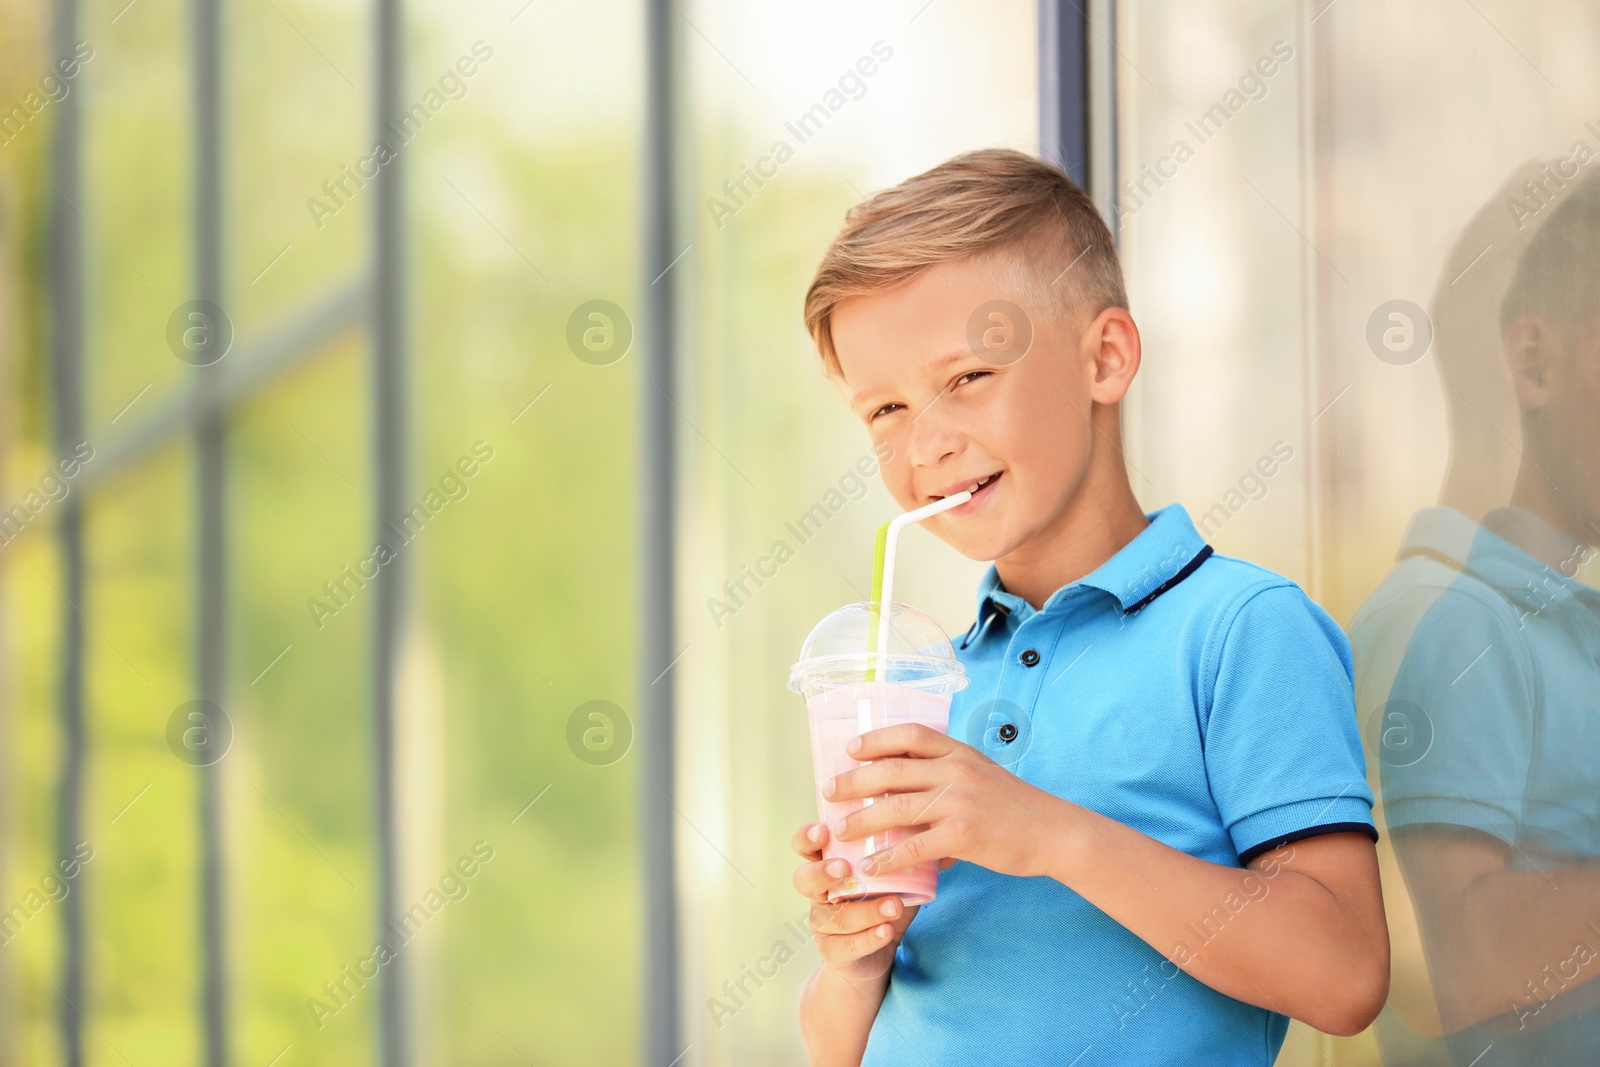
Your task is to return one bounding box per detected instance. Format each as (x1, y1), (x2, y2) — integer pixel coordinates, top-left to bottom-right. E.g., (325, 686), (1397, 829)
(192, 0), (229, 1062)
(1038, 0), (1089, 186)
(1085, 0), (1119, 237)
(47, 0), (86, 1063)
(372, 1), (410, 1065)
(640, 0), (682, 1064)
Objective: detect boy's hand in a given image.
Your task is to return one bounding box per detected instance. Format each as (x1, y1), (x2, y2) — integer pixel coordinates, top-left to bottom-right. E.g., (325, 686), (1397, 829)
(823, 723), (1067, 880)
(790, 822), (953, 983)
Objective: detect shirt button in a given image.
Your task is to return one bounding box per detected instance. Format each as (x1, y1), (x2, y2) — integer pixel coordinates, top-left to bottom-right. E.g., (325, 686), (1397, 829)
(998, 722), (1018, 743)
(1019, 648), (1040, 667)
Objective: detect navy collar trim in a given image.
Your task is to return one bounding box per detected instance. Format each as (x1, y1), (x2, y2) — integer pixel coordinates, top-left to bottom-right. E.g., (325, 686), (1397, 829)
(971, 505), (1211, 619)
(959, 599), (1010, 650)
(960, 541), (1214, 650)
(1123, 543), (1214, 614)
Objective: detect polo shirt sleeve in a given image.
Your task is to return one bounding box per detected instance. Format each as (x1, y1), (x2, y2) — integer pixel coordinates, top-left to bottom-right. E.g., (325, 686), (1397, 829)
(1379, 586), (1534, 844)
(1203, 582), (1378, 865)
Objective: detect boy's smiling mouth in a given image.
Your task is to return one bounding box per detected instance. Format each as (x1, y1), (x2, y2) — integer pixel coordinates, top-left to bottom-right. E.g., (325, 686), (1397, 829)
(929, 470), (1003, 509)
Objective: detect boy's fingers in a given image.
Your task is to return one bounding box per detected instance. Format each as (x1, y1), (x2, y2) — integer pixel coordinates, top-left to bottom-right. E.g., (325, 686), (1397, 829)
(809, 895), (904, 936)
(825, 759), (937, 804)
(848, 723), (957, 762)
(789, 822), (829, 859)
(860, 828), (944, 878)
(832, 788), (942, 841)
(792, 856), (854, 902)
(817, 922), (897, 965)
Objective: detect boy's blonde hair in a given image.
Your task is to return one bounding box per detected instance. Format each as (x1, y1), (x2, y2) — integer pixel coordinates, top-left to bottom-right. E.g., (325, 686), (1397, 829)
(803, 147), (1127, 381)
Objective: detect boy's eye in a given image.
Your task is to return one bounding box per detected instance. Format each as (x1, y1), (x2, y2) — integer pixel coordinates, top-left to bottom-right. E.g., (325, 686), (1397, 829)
(868, 372), (989, 421)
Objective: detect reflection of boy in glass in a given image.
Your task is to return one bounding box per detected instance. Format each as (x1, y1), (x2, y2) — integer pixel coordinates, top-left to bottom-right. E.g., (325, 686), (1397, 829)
(1349, 160), (1567, 1065)
(1354, 168), (1600, 1066)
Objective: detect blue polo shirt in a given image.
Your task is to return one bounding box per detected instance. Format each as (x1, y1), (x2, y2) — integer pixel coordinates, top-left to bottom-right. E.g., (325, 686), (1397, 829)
(861, 503), (1377, 1067)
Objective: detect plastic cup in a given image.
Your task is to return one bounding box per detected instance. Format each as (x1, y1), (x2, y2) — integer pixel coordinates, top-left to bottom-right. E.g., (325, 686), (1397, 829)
(788, 601), (968, 905)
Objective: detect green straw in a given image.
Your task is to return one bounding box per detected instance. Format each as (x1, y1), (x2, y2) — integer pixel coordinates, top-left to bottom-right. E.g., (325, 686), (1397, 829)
(865, 520), (891, 681)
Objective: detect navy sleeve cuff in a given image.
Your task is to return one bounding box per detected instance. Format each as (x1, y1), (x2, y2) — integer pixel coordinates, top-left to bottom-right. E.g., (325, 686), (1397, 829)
(1237, 821), (1379, 865)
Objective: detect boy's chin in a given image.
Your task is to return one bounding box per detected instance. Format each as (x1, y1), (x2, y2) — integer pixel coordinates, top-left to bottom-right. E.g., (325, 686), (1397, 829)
(937, 525), (1012, 563)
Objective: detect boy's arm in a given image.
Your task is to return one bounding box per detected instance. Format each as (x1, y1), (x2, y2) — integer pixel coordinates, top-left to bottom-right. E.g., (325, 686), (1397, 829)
(798, 963), (889, 1067)
(831, 726), (1390, 1036)
(1391, 825), (1600, 1033)
(791, 822), (933, 1067)
(1041, 797), (1389, 1036)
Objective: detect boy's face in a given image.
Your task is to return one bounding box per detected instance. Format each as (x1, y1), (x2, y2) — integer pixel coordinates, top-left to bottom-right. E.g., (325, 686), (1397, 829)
(831, 253), (1100, 562)
(1555, 317), (1600, 530)
(1519, 312), (1600, 534)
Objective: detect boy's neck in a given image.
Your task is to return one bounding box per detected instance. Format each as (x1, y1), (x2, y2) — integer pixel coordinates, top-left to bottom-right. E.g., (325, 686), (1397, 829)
(993, 441), (1150, 612)
(1510, 454), (1596, 555)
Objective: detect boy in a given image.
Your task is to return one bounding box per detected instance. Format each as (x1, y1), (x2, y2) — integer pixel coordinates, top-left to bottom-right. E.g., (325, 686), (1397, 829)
(788, 148), (1389, 1065)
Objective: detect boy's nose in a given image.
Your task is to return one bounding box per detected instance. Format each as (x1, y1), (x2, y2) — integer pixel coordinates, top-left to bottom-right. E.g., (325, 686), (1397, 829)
(911, 453), (960, 484)
(906, 415), (963, 472)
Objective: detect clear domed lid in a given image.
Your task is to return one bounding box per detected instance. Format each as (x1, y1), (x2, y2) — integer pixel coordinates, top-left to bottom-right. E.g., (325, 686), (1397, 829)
(787, 602), (968, 694)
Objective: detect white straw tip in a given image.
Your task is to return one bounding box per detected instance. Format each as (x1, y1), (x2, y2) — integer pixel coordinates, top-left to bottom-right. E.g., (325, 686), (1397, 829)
(921, 489), (972, 517)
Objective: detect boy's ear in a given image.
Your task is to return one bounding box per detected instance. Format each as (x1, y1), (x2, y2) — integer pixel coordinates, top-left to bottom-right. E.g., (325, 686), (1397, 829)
(1501, 313), (1557, 412)
(1082, 306), (1141, 405)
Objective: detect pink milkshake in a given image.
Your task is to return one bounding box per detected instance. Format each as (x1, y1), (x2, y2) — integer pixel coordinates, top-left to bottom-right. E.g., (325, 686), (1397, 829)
(789, 602), (968, 905)
(806, 680), (954, 903)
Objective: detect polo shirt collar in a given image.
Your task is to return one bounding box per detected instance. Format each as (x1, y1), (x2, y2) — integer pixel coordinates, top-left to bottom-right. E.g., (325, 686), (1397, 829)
(1480, 505), (1587, 573)
(1393, 505), (1479, 571)
(1461, 506), (1598, 613)
(970, 504), (1211, 629)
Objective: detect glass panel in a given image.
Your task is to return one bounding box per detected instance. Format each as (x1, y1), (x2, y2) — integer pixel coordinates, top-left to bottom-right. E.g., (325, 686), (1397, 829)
(1117, 1), (1313, 585)
(86, 446), (197, 1063)
(404, 0), (645, 1063)
(676, 2), (1035, 1063)
(80, 2), (192, 428)
(232, 341), (373, 1065)
(232, 0), (369, 330)
(2, 0), (646, 1063)
(1119, 2), (1600, 1064)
